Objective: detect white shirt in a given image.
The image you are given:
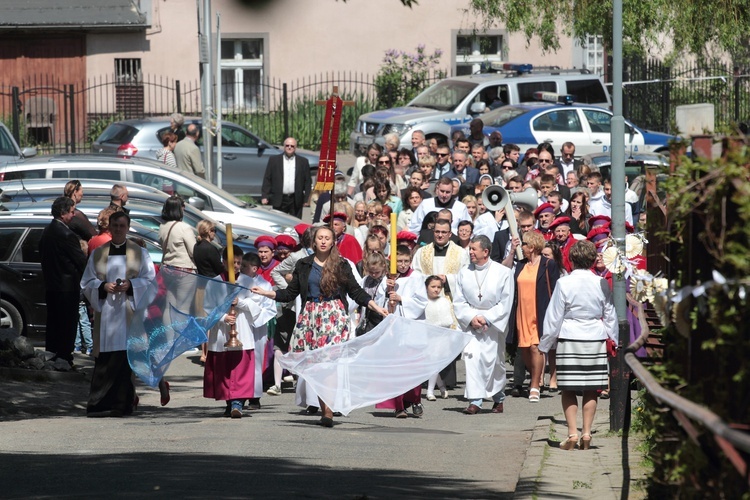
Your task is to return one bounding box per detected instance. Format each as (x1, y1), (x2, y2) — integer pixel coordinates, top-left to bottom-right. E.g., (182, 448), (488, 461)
(283, 155), (296, 194)
(408, 198), (471, 234)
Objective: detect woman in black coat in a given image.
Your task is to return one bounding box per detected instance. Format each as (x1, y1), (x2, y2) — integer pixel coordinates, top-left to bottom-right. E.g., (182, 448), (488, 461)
(251, 225), (389, 427)
(507, 230), (559, 402)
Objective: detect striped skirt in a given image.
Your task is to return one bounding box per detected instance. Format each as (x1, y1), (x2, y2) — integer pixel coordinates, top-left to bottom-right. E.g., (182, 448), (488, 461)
(555, 339), (608, 391)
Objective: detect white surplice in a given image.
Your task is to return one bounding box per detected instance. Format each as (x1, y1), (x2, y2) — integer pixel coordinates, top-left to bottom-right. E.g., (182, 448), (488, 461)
(452, 260), (514, 400)
(81, 245), (156, 354)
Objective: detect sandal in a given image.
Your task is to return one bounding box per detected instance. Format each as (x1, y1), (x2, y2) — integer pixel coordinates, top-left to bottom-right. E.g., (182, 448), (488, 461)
(529, 387), (540, 403)
(599, 390), (610, 400)
(580, 433), (592, 450)
(559, 434), (579, 450)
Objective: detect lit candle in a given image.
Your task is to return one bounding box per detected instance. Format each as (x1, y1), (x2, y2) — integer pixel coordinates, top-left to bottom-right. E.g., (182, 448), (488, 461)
(225, 223), (235, 284)
(389, 213), (397, 275)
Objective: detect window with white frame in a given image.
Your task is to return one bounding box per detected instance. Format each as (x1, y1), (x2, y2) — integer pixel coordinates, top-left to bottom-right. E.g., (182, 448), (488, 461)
(220, 39), (263, 111)
(583, 35), (605, 76)
(455, 33), (504, 76)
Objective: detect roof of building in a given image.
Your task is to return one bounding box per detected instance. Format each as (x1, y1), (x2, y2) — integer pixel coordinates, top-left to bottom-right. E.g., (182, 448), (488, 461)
(0, 0), (148, 29)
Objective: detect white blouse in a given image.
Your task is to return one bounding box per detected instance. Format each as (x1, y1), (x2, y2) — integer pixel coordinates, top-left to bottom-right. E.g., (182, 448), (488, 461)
(540, 269), (618, 353)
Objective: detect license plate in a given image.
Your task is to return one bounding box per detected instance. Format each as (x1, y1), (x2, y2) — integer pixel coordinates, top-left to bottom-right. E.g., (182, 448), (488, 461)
(356, 135), (373, 145)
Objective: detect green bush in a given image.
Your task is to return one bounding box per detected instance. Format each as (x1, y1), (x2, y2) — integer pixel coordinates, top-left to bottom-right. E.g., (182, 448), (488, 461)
(637, 143), (750, 498)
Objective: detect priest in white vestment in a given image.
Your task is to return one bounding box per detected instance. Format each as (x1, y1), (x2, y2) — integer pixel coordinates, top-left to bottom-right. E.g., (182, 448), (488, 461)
(452, 234), (514, 415)
(81, 211), (156, 417)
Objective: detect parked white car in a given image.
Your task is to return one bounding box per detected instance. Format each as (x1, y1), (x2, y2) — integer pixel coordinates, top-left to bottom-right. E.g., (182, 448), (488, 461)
(0, 154), (301, 235)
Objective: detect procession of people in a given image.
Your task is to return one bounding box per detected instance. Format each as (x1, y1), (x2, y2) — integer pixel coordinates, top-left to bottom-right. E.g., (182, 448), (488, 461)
(35, 130), (637, 452)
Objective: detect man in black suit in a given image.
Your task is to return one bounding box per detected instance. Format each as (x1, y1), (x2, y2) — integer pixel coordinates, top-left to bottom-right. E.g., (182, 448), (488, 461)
(260, 137), (311, 219)
(39, 196), (88, 364)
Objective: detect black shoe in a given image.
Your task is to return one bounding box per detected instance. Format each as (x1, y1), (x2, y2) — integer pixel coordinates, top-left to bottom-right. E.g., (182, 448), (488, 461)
(511, 386), (522, 397)
(306, 405), (319, 415)
(223, 403), (231, 417)
(412, 403), (424, 417)
(247, 398), (261, 410)
(319, 417), (334, 427)
(332, 412), (342, 417)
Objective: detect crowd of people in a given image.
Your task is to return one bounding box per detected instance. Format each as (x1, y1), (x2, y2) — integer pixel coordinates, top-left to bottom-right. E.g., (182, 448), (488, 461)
(38, 127), (636, 450)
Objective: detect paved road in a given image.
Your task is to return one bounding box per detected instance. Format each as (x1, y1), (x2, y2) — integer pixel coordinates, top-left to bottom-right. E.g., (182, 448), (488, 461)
(0, 352), (566, 499)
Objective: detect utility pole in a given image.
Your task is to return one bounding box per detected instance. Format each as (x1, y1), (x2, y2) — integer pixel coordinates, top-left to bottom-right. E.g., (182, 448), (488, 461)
(215, 13), (223, 189)
(198, 0), (213, 183)
(609, 0), (630, 431)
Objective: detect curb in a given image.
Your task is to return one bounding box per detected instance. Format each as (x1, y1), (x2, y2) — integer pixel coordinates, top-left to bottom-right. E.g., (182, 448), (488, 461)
(0, 366), (90, 383)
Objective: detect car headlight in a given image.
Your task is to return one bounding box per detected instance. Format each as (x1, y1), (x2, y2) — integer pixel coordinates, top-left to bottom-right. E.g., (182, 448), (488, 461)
(382, 123), (412, 136)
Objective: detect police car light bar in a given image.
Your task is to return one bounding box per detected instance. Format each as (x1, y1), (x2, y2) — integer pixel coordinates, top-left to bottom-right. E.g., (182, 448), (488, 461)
(489, 62), (533, 74)
(533, 92), (574, 105)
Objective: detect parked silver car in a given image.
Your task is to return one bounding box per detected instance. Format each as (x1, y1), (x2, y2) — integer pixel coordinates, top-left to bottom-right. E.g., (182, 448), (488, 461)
(0, 121), (36, 167)
(92, 117), (319, 196)
(0, 154), (302, 235)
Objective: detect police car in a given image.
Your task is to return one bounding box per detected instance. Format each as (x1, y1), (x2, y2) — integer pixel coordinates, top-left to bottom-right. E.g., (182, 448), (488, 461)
(349, 64), (611, 154)
(450, 92), (675, 156)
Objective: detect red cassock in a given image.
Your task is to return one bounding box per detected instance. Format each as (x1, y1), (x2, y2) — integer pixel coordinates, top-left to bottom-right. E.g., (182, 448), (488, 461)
(337, 233), (363, 263)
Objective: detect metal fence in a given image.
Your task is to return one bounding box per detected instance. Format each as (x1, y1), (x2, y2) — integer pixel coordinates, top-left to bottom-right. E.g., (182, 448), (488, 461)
(621, 57), (750, 134)
(2, 61), (749, 155)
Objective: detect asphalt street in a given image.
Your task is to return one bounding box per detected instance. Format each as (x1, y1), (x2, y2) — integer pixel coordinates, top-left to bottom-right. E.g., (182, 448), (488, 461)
(0, 351), (571, 499)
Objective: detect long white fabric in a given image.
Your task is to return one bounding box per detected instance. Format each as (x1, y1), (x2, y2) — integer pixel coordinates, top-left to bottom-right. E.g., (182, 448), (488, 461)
(540, 269), (618, 353)
(452, 260), (514, 400)
(279, 315), (472, 415)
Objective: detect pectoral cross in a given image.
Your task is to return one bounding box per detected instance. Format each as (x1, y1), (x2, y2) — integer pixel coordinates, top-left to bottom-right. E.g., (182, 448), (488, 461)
(478, 292), (483, 301)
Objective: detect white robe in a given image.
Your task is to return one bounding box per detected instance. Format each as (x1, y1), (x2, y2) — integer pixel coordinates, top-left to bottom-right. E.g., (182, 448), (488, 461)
(81, 246), (155, 354)
(408, 197), (471, 234)
(452, 260), (514, 400)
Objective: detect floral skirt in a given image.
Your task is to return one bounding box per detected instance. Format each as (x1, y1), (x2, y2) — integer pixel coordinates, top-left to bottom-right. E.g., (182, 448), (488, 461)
(290, 299), (350, 352)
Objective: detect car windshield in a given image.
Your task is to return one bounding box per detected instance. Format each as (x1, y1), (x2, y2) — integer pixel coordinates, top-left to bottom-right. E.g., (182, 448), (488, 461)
(479, 106), (529, 128)
(408, 80), (478, 112)
(133, 157), (255, 208)
(0, 126), (20, 157)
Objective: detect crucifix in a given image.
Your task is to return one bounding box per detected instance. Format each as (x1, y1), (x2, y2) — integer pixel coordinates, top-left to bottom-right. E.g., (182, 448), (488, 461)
(315, 86), (355, 228)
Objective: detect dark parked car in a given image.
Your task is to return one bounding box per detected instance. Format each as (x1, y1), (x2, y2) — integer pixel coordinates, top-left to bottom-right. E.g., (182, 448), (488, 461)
(0, 215), (165, 343)
(92, 117), (319, 196)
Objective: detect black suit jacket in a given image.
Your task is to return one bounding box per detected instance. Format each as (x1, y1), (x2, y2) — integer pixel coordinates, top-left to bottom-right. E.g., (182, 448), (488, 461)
(261, 154), (312, 209)
(39, 219), (87, 293)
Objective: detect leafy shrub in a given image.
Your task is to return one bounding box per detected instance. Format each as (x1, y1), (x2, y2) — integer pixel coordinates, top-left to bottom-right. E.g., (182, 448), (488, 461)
(374, 45), (446, 109)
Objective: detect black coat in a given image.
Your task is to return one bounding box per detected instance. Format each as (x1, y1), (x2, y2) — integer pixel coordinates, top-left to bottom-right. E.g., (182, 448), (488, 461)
(506, 256), (559, 345)
(261, 154), (312, 210)
(193, 239), (224, 277)
(274, 255), (372, 312)
(39, 219), (88, 293)
(490, 227), (511, 264)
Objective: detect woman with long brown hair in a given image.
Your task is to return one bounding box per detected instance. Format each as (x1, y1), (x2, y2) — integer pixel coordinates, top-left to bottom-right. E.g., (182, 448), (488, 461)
(251, 226), (389, 427)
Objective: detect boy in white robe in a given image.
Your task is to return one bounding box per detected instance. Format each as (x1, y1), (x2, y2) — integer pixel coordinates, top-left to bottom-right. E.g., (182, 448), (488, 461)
(204, 252), (276, 418)
(81, 211), (155, 417)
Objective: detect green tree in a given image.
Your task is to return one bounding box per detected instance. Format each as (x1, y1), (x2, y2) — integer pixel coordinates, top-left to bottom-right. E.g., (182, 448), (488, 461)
(466, 0), (750, 62)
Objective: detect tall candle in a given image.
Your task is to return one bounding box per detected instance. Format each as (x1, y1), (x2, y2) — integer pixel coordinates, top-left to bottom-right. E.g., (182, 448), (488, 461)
(389, 213), (397, 275)
(225, 223), (235, 284)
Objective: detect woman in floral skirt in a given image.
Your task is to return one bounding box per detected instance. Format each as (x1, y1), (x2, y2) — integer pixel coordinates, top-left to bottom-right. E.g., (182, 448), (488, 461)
(251, 225), (389, 427)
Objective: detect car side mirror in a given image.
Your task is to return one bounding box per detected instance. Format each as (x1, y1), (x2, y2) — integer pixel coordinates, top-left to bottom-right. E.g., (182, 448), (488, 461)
(470, 102), (487, 115)
(21, 147), (37, 158)
(258, 143), (267, 155)
(187, 196), (205, 210)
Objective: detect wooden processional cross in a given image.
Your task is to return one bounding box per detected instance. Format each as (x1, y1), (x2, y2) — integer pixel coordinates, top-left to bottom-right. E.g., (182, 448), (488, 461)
(315, 86), (355, 227)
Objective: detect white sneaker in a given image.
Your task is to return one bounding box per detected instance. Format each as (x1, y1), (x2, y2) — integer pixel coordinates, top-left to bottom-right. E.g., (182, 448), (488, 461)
(266, 385), (282, 396)
(282, 375), (294, 383)
(426, 393), (437, 401)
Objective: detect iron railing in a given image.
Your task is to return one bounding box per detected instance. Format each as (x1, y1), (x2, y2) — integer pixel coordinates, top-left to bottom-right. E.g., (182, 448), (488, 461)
(626, 303), (750, 487)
